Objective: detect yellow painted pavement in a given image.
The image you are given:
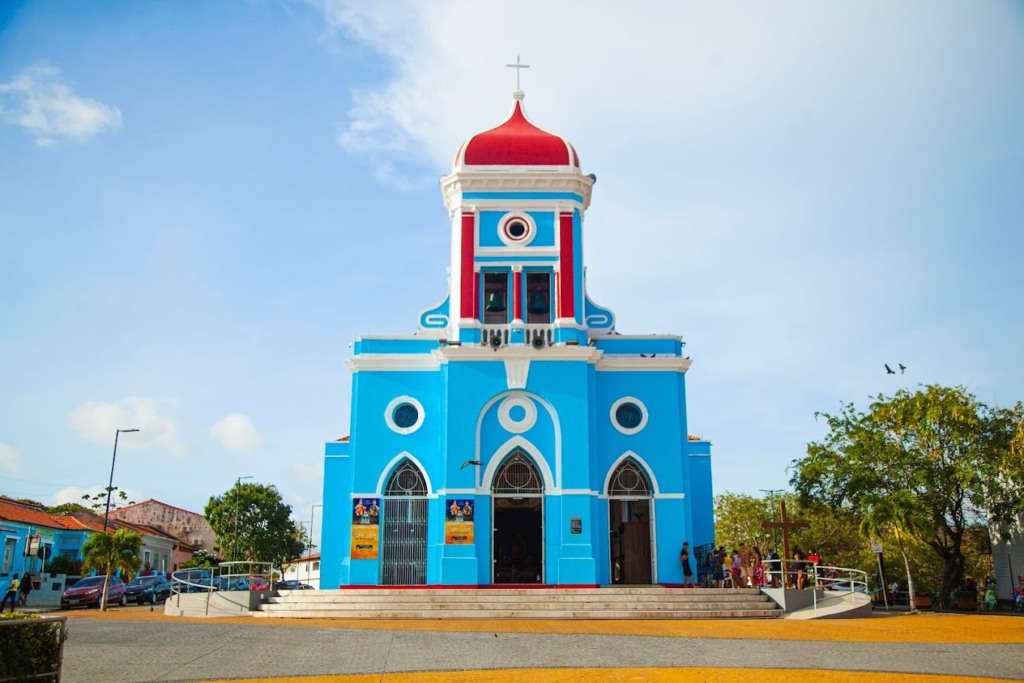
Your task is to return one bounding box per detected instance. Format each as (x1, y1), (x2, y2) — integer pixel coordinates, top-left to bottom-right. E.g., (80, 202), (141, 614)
(57, 609), (1024, 644)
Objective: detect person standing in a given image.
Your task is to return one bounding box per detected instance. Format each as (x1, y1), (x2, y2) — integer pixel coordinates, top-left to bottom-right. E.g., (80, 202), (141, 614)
(17, 574), (32, 607)
(1, 574), (19, 612)
(738, 543), (752, 588)
(765, 549), (780, 588)
(679, 542), (694, 588)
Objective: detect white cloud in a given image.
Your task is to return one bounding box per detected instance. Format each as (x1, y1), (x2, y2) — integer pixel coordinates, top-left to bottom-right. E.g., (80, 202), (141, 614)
(209, 413), (260, 453)
(0, 444), (23, 475)
(69, 397), (185, 456)
(0, 63), (122, 147)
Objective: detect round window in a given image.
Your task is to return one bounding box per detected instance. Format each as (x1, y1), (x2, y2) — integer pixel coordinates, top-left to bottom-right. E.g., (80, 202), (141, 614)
(499, 215), (535, 246)
(615, 403), (643, 429)
(393, 403), (419, 429)
(506, 220), (527, 240)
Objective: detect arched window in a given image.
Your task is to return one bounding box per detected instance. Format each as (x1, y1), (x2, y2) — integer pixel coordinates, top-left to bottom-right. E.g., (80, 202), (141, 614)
(607, 458), (651, 496)
(492, 451), (543, 494)
(385, 460), (427, 496)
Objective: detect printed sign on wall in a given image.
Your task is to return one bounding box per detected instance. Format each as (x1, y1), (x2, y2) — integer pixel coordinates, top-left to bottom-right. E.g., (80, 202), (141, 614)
(445, 498), (474, 544)
(350, 497), (380, 559)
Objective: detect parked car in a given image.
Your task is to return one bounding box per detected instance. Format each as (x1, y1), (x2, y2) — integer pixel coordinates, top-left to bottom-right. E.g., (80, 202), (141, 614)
(276, 580), (313, 590)
(213, 576), (249, 591)
(125, 575), (171, 605)
(61, 575), (127, 609)
(248, 578), (270, 591)
(171, 568), (212, 593)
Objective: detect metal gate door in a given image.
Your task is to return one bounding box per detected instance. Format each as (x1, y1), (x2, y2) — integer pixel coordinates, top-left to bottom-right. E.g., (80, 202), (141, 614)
(381, 497), (428, 585)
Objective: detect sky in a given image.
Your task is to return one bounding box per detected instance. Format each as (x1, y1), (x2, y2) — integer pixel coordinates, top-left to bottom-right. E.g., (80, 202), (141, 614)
(1, 1), (1022, 550)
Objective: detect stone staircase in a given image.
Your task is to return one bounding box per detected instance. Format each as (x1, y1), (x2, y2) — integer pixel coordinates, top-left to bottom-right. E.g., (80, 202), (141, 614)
(254, 586), (782, 620)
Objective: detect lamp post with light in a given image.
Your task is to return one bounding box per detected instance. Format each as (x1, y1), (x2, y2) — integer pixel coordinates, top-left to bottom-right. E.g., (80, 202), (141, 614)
(103, 428), (140, 532)
(233, 476), (254, 562)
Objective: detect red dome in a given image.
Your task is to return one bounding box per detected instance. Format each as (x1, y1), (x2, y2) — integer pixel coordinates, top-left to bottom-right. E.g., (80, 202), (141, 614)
(455, 96), (579, 169)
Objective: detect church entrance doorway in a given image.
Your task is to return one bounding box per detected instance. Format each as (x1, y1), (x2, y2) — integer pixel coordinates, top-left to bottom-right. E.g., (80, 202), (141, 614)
(608, 459), (654, 584)
(381, 460), (428, 585)
(491, 450), (544, 584)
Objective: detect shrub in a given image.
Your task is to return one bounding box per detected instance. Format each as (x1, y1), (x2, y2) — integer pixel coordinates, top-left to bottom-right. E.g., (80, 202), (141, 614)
(0, 612), (67, 683)
(45, 552), (83, 577)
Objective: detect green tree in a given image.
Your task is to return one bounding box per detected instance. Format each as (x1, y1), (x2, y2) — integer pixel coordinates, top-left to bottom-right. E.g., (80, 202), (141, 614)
(81, 528), (142, 610)
(204, 482), (304, 568)
(791, 385), (1023, 605)
(45, 502), (89, 516)
(180, 550), (223, 569)
(859, 490), (928, 611)
(714, 492), (776, 554)
(81, 487), (135, 513)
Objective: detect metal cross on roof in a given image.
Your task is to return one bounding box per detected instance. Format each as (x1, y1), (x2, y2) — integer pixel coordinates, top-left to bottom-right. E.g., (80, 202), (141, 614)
(506, 54), (530, 92)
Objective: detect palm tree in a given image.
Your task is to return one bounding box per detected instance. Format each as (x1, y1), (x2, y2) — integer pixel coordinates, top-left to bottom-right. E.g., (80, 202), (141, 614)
(859, 490), (927, 613)
(81, 528), (143, 611)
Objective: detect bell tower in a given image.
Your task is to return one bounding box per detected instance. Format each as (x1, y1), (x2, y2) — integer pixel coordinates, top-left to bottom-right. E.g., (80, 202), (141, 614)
(417, 89), (615, 347)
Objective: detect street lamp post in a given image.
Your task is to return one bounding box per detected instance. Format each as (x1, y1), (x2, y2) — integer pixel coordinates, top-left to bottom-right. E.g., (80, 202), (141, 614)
(233, 476), (254, 562)
(308, 503), (322, 586)
(103, 428), (140, 532)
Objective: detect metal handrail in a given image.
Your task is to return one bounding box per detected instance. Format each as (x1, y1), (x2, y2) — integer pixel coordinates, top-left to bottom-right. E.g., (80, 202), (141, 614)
(170, 561), (276, 616)
(0, 615), (67, 683)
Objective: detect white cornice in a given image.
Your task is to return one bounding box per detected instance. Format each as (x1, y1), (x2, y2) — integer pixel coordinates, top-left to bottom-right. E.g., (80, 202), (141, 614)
(440, 171), (594, 212)
(346, 354), (442, 373)
(596, 357), (692, 373)
(435, 345), (603, 363)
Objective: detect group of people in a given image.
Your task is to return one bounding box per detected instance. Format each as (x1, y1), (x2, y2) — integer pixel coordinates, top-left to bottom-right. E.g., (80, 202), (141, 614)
(680, 542), (824, 589)
(1, 573), (33, 612)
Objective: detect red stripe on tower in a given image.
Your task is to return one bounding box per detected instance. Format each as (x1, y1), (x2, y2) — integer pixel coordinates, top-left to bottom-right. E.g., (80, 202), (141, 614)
(460, 212), (476, 319)
(558, 212), (575, 319)
(513, 270), (522, 321)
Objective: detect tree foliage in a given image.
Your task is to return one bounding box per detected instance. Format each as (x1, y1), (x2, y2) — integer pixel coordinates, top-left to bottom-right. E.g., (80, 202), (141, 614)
(790, 385), (1023, 605)
(204, 482), (304, 568)
(859, 490), (928, 610)
(44, 502), (89, 516)
(81, 528), (142, 610)
(81, 487), (135, 513)
(715, 492), (870, 569)
(180, 550), (223, 569)
(714, 492), (776, 553)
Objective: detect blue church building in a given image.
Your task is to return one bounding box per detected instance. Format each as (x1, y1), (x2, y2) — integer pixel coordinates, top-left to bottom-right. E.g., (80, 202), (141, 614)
(320, 88), (714, 588)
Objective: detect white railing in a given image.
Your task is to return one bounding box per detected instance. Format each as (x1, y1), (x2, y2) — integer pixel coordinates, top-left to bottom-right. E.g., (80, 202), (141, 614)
(170, 561), (276, 616)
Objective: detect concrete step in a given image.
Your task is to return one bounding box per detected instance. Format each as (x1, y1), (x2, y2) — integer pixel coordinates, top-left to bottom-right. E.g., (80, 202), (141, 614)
(254, 587), (782, 620)
(254, 608), (780, 619)
(266, 593), (769, 606)
(262, 600), (778, 612)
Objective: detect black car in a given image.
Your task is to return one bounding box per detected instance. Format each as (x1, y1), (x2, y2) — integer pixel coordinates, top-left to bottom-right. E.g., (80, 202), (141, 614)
(276, 580), (313, 590)
(124, 575), (171, 605)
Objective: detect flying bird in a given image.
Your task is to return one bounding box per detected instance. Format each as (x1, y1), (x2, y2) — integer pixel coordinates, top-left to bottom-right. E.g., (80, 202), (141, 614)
(460, 460), (482, 469)
(885, 364), (896, 375)
(899, 364), (906, 374)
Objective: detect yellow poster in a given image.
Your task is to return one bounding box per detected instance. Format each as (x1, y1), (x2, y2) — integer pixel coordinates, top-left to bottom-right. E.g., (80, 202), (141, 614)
(351, 497), (380, 559)
(445, 498), (474, 544)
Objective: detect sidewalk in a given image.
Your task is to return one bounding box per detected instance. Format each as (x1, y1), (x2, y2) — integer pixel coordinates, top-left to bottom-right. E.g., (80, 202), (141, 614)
(55, 608), (1024, 683)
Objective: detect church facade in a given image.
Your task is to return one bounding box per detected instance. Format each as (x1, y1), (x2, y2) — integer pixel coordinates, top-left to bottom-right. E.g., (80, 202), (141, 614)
(320, 90), (714, 588)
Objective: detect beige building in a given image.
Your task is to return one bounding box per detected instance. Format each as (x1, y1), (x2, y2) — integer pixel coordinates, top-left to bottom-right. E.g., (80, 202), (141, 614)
(110, 499), (218, 569)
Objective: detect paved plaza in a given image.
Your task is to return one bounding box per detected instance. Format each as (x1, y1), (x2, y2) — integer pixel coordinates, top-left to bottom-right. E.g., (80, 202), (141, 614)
(51, 607), (1024, 682)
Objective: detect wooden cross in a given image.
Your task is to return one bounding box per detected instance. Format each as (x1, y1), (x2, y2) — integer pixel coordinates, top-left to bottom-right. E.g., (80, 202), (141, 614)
(506, 54), (530, 91)
(762, 500), (808, 563)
